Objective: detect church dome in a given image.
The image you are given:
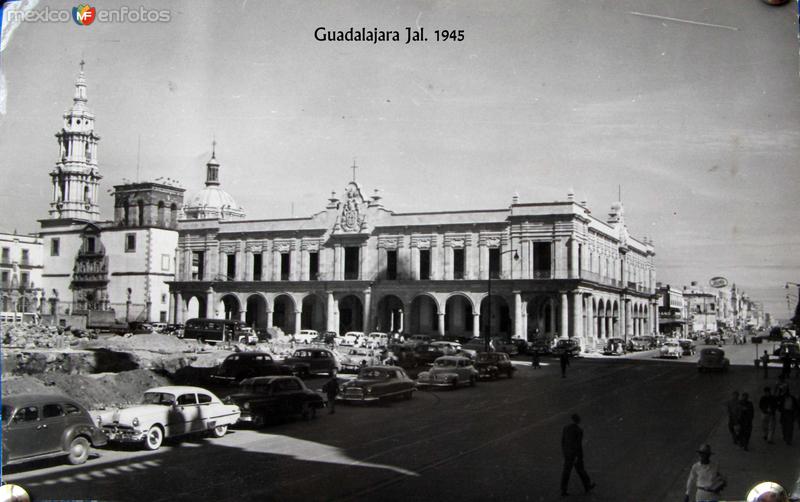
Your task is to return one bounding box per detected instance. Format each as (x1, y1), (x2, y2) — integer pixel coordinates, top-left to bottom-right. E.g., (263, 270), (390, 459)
(183, 145), (246, 220)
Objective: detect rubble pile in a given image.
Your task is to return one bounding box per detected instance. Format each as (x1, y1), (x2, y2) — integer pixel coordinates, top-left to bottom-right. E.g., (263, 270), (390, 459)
(79, 332), (194, 354)
(1, 323), (97, 349)
(3, 369), (171, 410)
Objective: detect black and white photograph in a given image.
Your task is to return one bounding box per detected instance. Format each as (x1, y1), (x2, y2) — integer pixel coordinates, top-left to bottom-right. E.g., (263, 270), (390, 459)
(0, 0), (799, 500)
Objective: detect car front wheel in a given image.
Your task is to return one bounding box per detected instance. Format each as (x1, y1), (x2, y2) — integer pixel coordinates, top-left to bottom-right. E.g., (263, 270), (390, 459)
(67, 436), (90, 465)
(211, 425), (228, 438)
(144, 425), (164, 450)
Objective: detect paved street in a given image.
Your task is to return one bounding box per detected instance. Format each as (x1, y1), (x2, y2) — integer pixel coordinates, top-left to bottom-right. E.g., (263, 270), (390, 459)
(5, 342), (799, 501)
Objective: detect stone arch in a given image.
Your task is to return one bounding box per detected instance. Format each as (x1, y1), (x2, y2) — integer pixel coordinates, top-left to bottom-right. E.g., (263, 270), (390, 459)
(525, 295), (555, 341)
(612, 300), (620, 337)
(137, 199), (145, 226)
(338, 294), (363, 334)
(170, 203), (179, 227)
(218, 294), (240, 321)
(185, 294), (207, 319)
(444, 293), (473, 337)
(273, 294), (296, 334)
(157, 201), (166, 227)
(479, 294), (511, 337)
(375, 294), (405, 333)
(301, 293), (326, 332)
(410, 294), (439, 335)
(245, 294), (268, 330)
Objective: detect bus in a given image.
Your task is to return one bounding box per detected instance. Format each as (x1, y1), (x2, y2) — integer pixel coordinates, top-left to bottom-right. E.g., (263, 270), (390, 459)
(182, 318), (244, 344)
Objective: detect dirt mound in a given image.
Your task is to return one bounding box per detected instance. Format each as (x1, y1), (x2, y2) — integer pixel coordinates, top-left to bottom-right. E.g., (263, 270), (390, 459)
(2, 369), (171, 409)
(1, 322), (95, 349)
(80, 333), (194, 354)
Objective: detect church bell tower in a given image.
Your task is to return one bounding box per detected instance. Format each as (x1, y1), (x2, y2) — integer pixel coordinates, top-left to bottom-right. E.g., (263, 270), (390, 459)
(49, 60), (102, 220)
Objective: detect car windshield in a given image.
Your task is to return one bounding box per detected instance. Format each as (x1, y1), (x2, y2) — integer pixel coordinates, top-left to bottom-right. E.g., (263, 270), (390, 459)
(435, 359), (458, 368)
(142, 392), (176, 405)
(359, 368), (390, 379)
(1, 405), (12, 424)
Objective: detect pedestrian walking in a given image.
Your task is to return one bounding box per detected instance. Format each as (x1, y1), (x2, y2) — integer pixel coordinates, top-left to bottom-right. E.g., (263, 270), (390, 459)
(776, 387), (797, 445)
(531, 350), (541, 370)
(560, 352), (570, 378)
(725, 391), (741, 445)
(781, 354), (792, 380)
(560, 414), (595, 496)
(684, 444), (726, 502)
(738, 392), (754, 451)
(759, 387), (777, 444)
(760, 350), (770, 379)
(322, 376), (339, 414)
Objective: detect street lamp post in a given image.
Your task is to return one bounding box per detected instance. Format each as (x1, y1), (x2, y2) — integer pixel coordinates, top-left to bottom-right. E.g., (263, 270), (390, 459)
(485, 249), (519, 351)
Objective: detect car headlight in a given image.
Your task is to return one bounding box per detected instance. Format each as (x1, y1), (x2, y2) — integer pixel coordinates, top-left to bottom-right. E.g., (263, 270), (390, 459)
(132, 417), (139, 427)
(243, 402), (250, 410)
(366, 387), (373, 394)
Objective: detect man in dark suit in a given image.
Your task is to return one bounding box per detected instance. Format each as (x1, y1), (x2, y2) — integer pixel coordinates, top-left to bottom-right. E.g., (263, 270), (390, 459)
(561, 414), (596, 496)
(559, 351), (570, 378)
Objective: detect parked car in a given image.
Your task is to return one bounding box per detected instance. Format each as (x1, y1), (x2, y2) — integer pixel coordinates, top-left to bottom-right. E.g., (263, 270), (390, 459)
(528, 340), (552, 356)
(678, 338), (697, 356)
(552, 338), (581, 357)
(339, 347), (383, 373)
(653, 335), (667, 348)
(413, 342), (449, 366)
(338, 366), (416, 402)
(182, 318), (245, 344)
(284, 348), (340, 377)
(314, 331), (338, 345)
(705, 334), (722, 346)
(461, 338), (492, 354)
(226, 376), (325, 426)
(603, 338), (626, 356)
(98, 386), (240, 450)
(404, 334), (436, 348)
(293, 329), (319, 344)
(237, 327), (260, 345)
(697, 348), (730, 372)
(491, 337), (519, 355)
(429, 341), (465, 356)
(2, 394), (107, 467)
(475, 352), (515, 380)
(627, 337), (649, 352)
(336, 331), (364, 347)
(364, 332), (390, 348)
(659, 340), (683, 359)
(211, 352), (292, 384)
(417, 356), (479, 388)
(773, 342), (800, 362)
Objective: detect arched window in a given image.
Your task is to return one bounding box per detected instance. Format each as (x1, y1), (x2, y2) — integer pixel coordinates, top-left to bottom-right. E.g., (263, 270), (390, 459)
(138, 200), (145, 226)
(83, 186), (90, 203)
(123, 200), (130, 226)
(170, 203), (178, 227)
(157, 201), (165, 227)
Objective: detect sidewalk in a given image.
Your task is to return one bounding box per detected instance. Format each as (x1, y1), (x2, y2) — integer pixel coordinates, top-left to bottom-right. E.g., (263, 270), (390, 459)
(663, 374), (800, 501)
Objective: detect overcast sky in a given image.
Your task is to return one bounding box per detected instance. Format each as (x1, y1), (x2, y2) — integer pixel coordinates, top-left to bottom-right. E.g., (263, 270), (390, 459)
(0, 0), (798, 318)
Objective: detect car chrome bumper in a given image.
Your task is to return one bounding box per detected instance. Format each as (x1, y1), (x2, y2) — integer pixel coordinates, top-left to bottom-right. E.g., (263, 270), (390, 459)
(102, 427), (146, 443)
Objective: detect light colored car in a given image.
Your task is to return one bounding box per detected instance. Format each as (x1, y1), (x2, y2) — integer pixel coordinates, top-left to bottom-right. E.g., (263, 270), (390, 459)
(697, 348), (730, 372)
(237, 326), (259, 345)
(659, 341), (683, 359)
(417, 356), (479, 388)
(364, 332), (389, 348)
(429, 341), (463, 356)
(337, 331), (364, 347)
(98, 386), (240, 451)
(294, 329), (319, 344)
(339, 347), (382, 373)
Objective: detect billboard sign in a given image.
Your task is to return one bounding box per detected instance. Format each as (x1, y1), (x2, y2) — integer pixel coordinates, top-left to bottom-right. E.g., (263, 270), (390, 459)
(709, 276), (729, 288)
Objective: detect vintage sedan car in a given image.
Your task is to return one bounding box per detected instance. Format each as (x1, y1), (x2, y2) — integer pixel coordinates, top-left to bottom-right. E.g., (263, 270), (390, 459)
(475, 352), (515, 380)
(417, 356), (479, 388)
(404, 334), (436, 348)
(603, 338), (626, 356)
(705, 334), (723, 346)
(338, 366), (416, 402)
(659, 340), (683, 359)
(211, 352), (293, 384)
(528, 340), (552, 356)
(284, 348), (340, 377)
(336, 331), (364, 347)
(678, 338), (697, 356)
(552, 338), (581, 357)
(773, 342), (800, 362)
(461, 338), (493, 354)
(364, 332), (390, 348)
(2, 394), (107, 467)
(226, 376), (325, 426)
(294, 329), (319, 344)
(339, 347), (383, 373)
(491, 337), (520, 356)
(697, 348), (730, 372)
(98, 386), (240, 451)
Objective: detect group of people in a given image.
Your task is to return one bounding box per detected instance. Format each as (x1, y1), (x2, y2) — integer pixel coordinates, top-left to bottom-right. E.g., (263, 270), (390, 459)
(758, 378), (798, 445)
(725, 391), (755, 450)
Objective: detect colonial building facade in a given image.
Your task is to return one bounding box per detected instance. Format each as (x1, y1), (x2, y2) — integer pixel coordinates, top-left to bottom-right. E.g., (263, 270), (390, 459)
(39, 63), (184, 326)
(0, 231), (43, 320)
(170, 160), (658, 352)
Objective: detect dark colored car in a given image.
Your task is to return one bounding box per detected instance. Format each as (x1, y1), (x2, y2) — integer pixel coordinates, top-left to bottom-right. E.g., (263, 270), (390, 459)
(678, 339), (697, 356)
(413, 343), (448, 366)
(697, 348), (730, 372)
(773, 342), (800, 362)
(284, 348), (340, 377)
(551, 339), (581, 357)
(2, 394), (107, 467)
(314, 331), (338, 345)
(528, 340), (552, 356)
(475, 352), (515, 380)
(211, 352), (292, 384)
(338, 366), (416, 402)
(227, 376), (325, 426)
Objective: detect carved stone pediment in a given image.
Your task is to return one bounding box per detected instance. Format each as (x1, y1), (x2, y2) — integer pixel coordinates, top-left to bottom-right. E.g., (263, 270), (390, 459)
(333, 181), (367, 234)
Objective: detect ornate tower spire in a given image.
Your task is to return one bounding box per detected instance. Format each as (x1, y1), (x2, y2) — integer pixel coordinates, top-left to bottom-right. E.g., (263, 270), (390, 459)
(49, 60), (102, 220)
(205, 139), (220, 186)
